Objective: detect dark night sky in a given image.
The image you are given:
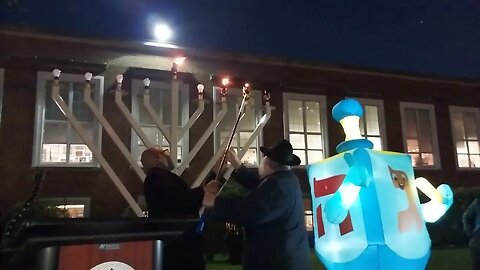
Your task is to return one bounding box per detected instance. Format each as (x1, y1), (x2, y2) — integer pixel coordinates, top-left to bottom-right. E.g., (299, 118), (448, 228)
(1, 0), (480, 79)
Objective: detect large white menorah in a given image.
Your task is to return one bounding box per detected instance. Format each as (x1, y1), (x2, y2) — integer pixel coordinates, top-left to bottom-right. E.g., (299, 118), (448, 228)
(50, 63), (273, 217)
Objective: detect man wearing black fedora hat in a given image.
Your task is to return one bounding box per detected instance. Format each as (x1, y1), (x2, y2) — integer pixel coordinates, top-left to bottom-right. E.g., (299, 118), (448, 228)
(203, 139), (312, 270)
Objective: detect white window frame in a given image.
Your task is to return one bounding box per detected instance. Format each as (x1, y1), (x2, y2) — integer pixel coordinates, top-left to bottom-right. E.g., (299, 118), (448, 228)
(213, 87), (264, 167)
(38, 197), (91, 218)
(283, 93), (329, 167)
(354, 98), (387, 150)
(449, 106), (480, 170)
(0, 68), (4, 126)
(130, 79), (190, 165)
(33, 71), (104, 167)
(400, 102), (441, 169)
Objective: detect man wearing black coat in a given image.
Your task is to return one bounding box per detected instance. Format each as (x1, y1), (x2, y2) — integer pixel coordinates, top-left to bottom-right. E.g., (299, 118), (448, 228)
(142, 147), (218, 270)
(203, 140), (312, 270)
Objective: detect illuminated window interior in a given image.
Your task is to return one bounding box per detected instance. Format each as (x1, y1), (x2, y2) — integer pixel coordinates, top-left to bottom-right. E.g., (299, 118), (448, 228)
(40, 80), (100, 165)
(401, 104), (438, 168)
(451, 108), (480, 168)
(286, 96), (326, 165)
(305, 210), (314, 232)
(56, 204), (85, 218)
(359, 104), (384, 150)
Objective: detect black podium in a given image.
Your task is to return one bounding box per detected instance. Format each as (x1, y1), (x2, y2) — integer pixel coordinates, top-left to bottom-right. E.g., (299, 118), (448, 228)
(2, 218), (198, 270)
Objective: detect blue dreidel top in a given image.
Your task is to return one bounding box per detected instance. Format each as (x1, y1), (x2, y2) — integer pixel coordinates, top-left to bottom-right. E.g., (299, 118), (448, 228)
(332, 98), (374, 153)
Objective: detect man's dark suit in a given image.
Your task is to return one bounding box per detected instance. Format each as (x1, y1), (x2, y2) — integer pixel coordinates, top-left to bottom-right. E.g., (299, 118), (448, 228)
(211, 166), (312, 270)
(144, 167), (205, 270)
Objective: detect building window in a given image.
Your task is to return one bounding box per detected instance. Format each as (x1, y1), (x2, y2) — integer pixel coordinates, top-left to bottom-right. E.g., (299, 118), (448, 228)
(0, 68), (4, 126)
(283, 93), (328, 165)
(450, 106), (480, 169)
(38, 197), (90, 218)
(33, 72), (103, 167)
(131, 79), (189, 165)
(400, 102), (440, 168)
(305, 210), (314, 232)
(355, 98), (387, 150)
(214, 88), (263, 166)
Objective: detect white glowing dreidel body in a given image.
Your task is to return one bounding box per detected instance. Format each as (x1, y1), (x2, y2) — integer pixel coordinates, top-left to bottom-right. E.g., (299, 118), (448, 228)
(307, 98), (453, 270)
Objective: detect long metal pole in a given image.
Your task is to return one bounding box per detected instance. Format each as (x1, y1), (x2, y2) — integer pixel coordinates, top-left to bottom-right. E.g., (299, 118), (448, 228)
(191, 114), (245, 187)
(197, 85), (250, 231)
(214, 88), (250, 183)
(222, 106), (272, 180)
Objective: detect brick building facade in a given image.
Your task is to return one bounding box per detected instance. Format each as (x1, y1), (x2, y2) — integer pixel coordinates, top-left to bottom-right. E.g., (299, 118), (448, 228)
(0, 28), (479, 219)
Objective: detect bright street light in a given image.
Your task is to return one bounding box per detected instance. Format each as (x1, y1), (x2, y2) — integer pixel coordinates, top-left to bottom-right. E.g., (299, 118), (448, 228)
(153, 23), (172, 42)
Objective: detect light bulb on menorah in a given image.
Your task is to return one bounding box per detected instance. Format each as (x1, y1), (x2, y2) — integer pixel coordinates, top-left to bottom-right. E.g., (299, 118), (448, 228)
(263, 90), (270, 106)
(85, 72), (93, 83)
(53, 68), (61, 80)
(262, 89), (276, 112)
(115, 74), (128, 95)
(143, 78), (151, 94)
(116, 74), (123, 85)
(243, 82), (251, 104)
(197, 84), (205, 100)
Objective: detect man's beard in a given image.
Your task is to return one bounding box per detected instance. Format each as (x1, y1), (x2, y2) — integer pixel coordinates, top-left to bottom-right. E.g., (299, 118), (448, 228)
(258, 162), (267, 179)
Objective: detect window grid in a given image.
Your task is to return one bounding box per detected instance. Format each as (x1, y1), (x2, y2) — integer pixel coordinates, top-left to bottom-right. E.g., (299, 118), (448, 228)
(290, 100), (324, 165)
(42, 84), (93, 164)
(284, 93), (327, 166)
(39, 197), (91, 218)
(34, 72), (103, 167)
(400, 102), (440, 169)
(450, 107), (480, 169)
(352, 98), (387, 151)
(359, 104), (383, 150)
(410, 109), (433, 166)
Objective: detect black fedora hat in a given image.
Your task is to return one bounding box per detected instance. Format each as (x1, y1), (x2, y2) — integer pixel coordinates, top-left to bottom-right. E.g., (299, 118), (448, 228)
(260, 139), (301, 166)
